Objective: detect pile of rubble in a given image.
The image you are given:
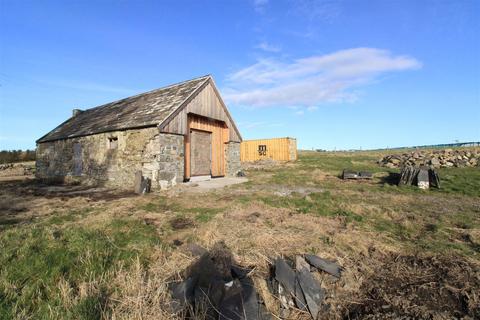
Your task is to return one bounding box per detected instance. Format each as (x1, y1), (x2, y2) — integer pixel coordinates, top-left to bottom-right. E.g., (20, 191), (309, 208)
(241, 158), (279, 170)
(0, 162), (35, 177)
(378, 149), (479, 168)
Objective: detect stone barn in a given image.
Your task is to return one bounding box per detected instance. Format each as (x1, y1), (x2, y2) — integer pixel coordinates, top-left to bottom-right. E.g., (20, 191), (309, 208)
(36, 75), (242, 190)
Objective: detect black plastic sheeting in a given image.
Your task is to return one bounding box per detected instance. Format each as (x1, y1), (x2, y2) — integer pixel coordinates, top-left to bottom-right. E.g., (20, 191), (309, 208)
(169, 242), (271, 319)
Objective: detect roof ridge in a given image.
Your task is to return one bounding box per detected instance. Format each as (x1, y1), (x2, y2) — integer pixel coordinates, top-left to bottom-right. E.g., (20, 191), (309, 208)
(79, 74), (211, 113)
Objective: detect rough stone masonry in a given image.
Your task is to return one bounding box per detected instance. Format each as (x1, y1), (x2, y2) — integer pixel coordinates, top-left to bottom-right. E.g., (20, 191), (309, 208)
(36, 128), (185, 190)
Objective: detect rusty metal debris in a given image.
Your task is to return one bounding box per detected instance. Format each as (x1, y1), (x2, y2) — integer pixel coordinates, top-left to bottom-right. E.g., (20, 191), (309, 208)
(342, 170), (373, 180)
(398, 166), (440, 189)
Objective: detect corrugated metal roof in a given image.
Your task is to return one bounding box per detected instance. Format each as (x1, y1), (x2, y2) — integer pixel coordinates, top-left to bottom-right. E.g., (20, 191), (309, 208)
(37, 75), (210, 143)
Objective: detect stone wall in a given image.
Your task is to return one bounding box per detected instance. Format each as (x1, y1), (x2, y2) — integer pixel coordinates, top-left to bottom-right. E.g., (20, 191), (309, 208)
(36, 128), (185, 190)
(142, 133), (184, 189)
(225, 142), (241, 176)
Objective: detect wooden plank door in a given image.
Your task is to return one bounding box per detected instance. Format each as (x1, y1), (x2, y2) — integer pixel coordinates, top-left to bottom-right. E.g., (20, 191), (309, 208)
(190, 129), (212, 176)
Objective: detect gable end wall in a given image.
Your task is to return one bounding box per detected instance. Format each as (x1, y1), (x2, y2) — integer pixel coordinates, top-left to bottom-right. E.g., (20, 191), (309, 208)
(161, 82), (241, 142)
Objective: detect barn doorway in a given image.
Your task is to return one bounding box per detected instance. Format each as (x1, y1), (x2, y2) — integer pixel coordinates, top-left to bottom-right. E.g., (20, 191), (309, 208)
(190, 129), (212, 177)
(185, 114), (229, 180)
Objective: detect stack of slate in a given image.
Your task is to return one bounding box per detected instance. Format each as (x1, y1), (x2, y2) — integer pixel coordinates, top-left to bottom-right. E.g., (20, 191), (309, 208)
(398, 166), (440, 189)
(269, 255), (343, 319)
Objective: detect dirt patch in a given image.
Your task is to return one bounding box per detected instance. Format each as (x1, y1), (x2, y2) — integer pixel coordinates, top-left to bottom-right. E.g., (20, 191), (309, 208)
(0, 179), (137, 201)
(346, 254), (480, 319)
(169, 216), (195, 230)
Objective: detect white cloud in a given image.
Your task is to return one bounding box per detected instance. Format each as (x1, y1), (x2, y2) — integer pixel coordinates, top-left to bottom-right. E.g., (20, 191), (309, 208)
(295, 110), (305, 115)
(223, 48), (421, 107)
(255, 42), (281, 53)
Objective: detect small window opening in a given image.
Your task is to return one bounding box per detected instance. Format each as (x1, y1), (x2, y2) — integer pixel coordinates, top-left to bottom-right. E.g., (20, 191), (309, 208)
(108, 137), (118, 149)
(258, 144), (267, 156)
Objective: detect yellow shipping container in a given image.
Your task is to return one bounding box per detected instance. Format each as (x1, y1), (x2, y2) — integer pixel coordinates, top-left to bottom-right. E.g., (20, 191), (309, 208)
(240, 137), (297, 162)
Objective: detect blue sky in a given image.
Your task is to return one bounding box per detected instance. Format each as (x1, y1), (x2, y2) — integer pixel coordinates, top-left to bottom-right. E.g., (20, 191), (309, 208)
(1, 0), (479, 150)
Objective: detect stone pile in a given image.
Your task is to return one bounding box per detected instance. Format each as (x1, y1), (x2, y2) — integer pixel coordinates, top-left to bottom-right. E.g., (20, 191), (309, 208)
(0, 162), (35, 177)
(378, 149), (479, 168)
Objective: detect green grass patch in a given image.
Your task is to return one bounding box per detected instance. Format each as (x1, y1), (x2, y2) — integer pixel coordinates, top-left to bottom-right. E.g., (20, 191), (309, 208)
(0, 218), (159, 318)
(435, 167), (480, 197)
(47, 208), (95, 225)
(188, 207), (224, 223)
(373, 218), (413, 240)
(260, 191), (364, 223)
(298, 152), (385, 175)
(139, 196), (176, 212)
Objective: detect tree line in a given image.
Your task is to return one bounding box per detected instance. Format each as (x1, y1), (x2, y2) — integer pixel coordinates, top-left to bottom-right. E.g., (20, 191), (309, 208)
(0, 150), (36, 164)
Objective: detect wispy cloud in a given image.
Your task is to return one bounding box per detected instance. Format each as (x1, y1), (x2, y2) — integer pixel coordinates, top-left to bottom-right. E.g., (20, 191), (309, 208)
(31, 77), (138, 95)
(291, 0), (342, 23)
(253, 0), (269, 13)
(224, 47), (421, 108)
(255, 41), (281, 53)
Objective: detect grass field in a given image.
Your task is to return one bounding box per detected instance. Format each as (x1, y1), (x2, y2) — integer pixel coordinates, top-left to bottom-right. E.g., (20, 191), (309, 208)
(0, 150), (479, 319)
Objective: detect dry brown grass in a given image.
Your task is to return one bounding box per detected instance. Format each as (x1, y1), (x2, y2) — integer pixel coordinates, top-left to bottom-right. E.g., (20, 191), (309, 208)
(1, 149), (479, 319)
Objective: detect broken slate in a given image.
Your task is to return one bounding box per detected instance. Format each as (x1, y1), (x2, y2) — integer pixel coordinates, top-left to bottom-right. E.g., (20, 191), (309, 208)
(304, 254), (343, 278)
(274, 258), (296, 296)
(297, 269), (325, 320)
(296, 255), (311, 273)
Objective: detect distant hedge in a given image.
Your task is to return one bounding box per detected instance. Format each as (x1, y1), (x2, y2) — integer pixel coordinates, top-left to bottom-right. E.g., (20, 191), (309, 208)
(0, 150), (36, 164)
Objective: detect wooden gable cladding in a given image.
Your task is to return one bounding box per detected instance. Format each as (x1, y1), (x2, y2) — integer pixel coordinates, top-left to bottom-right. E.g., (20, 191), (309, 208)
(160, 81), (241, 142)
(185, 114), (229, 178)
